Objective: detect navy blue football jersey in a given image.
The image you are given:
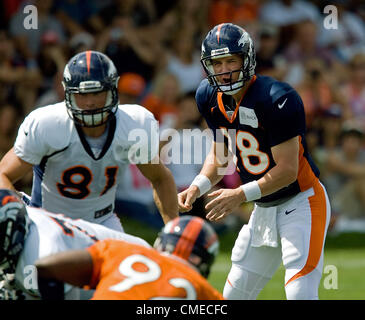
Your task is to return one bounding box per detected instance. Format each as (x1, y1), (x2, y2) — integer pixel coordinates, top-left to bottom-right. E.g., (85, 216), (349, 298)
(195, 75), (320, 203)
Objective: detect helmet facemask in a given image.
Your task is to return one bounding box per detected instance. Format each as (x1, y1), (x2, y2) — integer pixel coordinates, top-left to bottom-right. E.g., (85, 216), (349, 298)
(64, 80), (119, 128)
(202, 53), (254, 95)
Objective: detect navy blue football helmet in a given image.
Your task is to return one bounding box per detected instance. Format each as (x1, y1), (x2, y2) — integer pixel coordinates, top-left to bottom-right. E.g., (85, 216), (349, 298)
(0, 190), (30, 274)
(153, 215), (219, 278)
(63, 50), (119, 127)
(201, 23), (256, 95)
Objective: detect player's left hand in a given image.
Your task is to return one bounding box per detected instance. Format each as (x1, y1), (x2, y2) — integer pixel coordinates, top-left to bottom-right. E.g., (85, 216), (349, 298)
(205, 187), (246, 222)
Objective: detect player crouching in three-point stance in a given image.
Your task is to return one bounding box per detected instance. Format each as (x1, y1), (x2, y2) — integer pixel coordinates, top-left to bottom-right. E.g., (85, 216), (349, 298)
(178, 23), (331, 300)
(0, 50), (178, 231)
(0, 189), (150, 300)
(35, 215), (223, 300)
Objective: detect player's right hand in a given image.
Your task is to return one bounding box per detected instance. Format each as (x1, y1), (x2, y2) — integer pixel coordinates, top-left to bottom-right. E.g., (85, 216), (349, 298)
(178, 186), (200, 213)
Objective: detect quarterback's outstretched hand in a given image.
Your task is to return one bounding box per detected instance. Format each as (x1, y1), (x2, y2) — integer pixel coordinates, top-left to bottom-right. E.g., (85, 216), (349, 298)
(205, 188), (246, 222)
(178, 186), (200, 213)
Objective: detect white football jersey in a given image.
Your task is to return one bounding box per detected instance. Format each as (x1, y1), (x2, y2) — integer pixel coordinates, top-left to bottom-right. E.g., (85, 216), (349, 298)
(15, 206), (151, 298)
(14, 102), (159, 222)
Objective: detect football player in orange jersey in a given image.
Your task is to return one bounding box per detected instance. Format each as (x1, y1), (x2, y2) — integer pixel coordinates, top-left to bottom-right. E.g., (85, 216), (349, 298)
(35, 215), (223, 300)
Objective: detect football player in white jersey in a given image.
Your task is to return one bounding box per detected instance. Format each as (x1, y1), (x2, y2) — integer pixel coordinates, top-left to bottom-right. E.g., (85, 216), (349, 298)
(0, 189), (150, 300)
(0, 51), (178, 231)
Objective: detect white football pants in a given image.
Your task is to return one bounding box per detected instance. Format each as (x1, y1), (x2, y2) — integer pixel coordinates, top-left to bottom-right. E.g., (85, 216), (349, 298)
(223, 181), (331, 300)
(100, 213), (124, 232)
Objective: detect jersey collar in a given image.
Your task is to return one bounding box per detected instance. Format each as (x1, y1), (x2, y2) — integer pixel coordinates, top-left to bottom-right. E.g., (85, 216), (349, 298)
(75, 115), (116, 160)
(217, 75), (257, 123)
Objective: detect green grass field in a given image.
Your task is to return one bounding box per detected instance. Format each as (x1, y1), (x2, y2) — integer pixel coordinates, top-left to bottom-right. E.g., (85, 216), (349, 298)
(207, 230), (365, 300)
(208, 248), (365, 300)
(122, 217), (365, 300)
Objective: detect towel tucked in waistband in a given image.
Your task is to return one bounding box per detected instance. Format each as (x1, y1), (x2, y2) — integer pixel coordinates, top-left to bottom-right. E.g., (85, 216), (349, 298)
(251, 205), (278, 248)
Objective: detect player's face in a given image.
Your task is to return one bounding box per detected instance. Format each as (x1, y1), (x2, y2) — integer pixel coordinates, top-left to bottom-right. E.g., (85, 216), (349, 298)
(73, 91), (108, 110)
(211, 54), (243, 85)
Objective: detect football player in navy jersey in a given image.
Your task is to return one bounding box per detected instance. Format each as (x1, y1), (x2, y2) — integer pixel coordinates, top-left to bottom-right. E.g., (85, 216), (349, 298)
(178, 23), (331, 300)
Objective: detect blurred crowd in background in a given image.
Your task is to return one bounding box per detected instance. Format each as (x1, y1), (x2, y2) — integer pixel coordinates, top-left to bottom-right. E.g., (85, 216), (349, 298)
(0, 0), (364, 234)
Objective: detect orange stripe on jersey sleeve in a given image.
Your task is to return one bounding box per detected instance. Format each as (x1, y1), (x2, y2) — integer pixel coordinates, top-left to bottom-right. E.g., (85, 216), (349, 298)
(296, 136), (317, 191)
(285, 181), (328, 286)
(173, 217), (204, 261)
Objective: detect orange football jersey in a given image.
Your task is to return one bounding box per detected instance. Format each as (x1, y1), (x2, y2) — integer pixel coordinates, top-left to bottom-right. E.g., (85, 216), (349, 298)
(86, 239), (224, 300)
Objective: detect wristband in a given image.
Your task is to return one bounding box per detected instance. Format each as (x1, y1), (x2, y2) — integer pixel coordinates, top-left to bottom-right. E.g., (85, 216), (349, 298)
(241, 180), (262, 202)
(190, 174), (212, 197)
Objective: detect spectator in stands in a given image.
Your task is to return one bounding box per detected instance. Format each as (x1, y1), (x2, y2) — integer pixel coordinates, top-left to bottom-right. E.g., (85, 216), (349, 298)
(141, 71), (180, 127)
(340, 53), (365, 131)
(117, 72), (146, 105)
(9, 0), (66, 62)
(296, 58), (351, 129)
(53, 0), (105, 35)
(0, 30), (41, 115)
(317, 0), (365, 62)
(308, 106), (344, 183)
(323, 121), (365, 233)
(260, 0), (320, 27)
(171, 0), (209, 41)
(68, 32), (95, 56)
(96, 14), (160, 82)
(283, 20), (334, 87)
(36, 31), (66, 94)
(319, 107), (344, 150)
(98, 0), (158, 29)
(208, 0), (260, 28)
(34, 71), (64, 108)
(164, 29), (204, 94)
(284, 20), (334, 65)
(255, 24), (287, 80)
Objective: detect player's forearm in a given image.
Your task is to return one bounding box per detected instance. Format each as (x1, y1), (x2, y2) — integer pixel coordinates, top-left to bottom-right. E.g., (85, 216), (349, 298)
(0, 148), (33, 189)
(254, 136), (299, 200)
(0, 173), (16, 190)
(199, 144), (228, 187)
(257, 163), (298, 198)
(35, 250), (93, 288)
(151, 168), (179, 224)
